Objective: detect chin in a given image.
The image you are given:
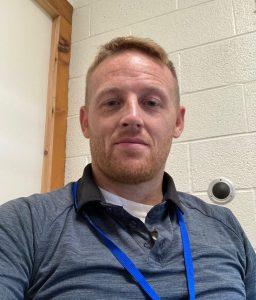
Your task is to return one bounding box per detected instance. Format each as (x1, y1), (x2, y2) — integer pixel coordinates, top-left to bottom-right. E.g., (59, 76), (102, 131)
(104, 160), (160, 184)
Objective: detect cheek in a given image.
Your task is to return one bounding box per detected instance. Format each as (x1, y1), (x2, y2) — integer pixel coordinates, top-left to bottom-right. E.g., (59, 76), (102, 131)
(89, 122), (112, 146)
(156, 120), (175, 139)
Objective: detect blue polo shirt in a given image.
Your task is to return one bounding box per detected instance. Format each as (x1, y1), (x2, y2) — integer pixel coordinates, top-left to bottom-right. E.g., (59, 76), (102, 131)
(0, 164), (255, 299)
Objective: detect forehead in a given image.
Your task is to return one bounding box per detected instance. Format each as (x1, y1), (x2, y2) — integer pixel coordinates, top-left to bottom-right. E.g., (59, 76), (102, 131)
(88, 50), (177, 92)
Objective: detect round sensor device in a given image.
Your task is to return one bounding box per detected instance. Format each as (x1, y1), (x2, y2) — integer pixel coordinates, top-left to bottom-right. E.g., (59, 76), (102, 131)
(207, 178), (235, 204)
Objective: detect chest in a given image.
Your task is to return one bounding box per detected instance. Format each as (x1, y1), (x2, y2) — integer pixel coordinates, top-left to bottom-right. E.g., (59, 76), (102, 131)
(26, 210), (246, 300)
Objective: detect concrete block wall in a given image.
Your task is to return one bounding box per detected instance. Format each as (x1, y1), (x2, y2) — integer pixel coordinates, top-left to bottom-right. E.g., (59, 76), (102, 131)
(66, 0), (256, 248)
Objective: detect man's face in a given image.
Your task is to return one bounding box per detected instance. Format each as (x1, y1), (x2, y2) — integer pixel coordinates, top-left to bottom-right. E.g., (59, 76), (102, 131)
(80, 51), (185, 184)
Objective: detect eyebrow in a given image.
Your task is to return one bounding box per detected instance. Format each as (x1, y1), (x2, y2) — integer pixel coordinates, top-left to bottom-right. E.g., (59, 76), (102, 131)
(96, 86), (168, 98)
(95, 87), (122, 100)
(140, 87), (167, 96)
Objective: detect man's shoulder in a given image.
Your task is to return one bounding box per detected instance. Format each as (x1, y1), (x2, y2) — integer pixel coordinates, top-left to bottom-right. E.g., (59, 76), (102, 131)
(0, 183), (74, 223)
(177, 191), (243, 239)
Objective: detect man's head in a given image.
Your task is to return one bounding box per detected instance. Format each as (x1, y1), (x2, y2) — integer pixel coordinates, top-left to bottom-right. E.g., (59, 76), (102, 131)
(85, 36), (179, 106)
(80, 36), (185, 186)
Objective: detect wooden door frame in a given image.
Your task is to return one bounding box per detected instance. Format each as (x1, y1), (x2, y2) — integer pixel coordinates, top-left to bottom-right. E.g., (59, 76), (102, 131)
(35, 0), (73, 192)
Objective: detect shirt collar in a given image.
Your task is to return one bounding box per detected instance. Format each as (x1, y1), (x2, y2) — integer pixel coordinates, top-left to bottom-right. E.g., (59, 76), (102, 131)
(75, 164), (184, 213)
(162, 171), (184, 212)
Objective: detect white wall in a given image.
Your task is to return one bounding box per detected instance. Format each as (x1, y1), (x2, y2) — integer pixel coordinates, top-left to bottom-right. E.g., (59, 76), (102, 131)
(0, 0), (52, 201)
(66, 0), (256, 248)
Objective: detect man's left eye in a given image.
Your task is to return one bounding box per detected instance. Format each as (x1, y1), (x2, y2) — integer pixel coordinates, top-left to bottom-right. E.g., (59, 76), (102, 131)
(143, 99), (159, 107)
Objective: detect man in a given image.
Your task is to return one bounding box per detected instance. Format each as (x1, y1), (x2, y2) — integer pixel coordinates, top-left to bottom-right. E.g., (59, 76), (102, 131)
(0, 36), (255, 299)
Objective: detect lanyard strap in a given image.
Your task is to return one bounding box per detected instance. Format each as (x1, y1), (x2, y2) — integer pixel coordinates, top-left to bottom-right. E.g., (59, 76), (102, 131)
(72, 181), (195, 300)
(176, 208), (195, 300)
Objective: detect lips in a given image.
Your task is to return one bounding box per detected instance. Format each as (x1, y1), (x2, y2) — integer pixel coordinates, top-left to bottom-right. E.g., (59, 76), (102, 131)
(114, 138), (148, 145)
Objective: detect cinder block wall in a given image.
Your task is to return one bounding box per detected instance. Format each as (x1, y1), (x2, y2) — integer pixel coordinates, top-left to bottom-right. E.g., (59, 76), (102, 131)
(66, 0), (256, 248)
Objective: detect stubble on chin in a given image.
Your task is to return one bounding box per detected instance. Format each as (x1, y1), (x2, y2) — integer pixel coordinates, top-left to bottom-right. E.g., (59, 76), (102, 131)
(90, 138), (171, 184)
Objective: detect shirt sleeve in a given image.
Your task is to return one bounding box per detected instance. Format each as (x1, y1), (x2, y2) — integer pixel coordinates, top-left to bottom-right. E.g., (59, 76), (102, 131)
(227, 208), (256, 300)
(243, 232), (256, 300)
(0, 198), (35, 299)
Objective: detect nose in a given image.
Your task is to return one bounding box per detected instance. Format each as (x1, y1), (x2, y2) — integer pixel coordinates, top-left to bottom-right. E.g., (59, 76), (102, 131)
(120, 97), (144, 130)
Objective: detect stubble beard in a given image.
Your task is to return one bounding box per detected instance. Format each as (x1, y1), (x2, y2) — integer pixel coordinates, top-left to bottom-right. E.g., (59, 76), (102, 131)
(89, 138), (171, 184)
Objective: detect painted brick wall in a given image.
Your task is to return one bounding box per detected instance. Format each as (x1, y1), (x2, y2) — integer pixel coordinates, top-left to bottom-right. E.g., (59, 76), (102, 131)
(66, 0), (256, 248)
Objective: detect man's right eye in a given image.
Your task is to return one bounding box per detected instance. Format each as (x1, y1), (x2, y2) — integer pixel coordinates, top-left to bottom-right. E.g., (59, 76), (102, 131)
(105, 99), (120, 107)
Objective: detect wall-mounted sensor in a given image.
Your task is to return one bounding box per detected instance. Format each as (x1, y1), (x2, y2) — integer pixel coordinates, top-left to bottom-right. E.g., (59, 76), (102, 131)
(207, 178), (235, 204)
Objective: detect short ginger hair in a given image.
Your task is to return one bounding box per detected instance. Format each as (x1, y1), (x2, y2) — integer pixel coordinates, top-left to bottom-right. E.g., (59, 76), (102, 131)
(85, 36), (178, 105)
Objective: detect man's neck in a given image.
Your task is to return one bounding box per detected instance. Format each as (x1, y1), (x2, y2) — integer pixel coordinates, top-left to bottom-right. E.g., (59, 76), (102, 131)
(92, 167), (164, 206)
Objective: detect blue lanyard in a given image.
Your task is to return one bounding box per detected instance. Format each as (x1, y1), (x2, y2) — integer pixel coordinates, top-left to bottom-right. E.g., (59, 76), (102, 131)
(72, 181), (195, 300)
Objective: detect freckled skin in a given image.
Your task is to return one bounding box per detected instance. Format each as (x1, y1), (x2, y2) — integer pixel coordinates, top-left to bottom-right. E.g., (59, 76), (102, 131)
(80, 51), (185, 205)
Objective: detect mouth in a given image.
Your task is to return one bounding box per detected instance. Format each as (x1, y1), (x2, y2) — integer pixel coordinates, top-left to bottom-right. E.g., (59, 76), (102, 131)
(113, 138), (149, 151)
(114, 138), (148, 145)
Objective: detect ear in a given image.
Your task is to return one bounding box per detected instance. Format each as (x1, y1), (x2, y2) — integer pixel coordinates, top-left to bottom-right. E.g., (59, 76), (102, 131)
(173, 106), (185, 138)
(80, 106), (90, 138)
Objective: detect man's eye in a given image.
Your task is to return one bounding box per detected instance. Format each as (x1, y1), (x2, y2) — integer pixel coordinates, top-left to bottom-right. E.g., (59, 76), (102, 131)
(143, 99), (160, 107)
(105, 99), (120, 106)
